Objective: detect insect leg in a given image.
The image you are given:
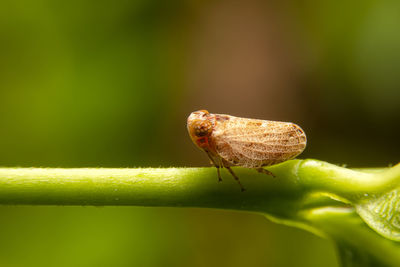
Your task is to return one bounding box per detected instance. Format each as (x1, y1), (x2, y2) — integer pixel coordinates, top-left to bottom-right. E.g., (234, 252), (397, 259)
(256, 168), (276, 177)
(221, 160), (245, 192)
(217, 158), (224, 182)
(216, 166), (222, 182)
(205, 150), (222, 182)
(225, 167), (246, 192)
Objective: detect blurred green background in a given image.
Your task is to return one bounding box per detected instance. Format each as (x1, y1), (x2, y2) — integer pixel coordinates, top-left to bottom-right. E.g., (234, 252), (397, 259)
(0, 0), (399, 266)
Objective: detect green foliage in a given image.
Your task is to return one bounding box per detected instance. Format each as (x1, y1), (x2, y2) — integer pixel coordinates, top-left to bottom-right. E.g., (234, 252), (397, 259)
(356, 189), (400, 241)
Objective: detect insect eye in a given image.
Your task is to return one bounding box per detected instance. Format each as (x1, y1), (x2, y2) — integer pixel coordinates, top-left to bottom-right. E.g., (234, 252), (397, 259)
(193, 121), (212, 137)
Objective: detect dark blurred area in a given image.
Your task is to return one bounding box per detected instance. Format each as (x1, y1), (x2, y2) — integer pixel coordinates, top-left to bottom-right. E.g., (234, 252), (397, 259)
(0, 0), (399, 266)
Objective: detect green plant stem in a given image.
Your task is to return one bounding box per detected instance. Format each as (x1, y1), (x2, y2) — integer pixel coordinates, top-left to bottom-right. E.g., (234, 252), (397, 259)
(1, 159), (400, 266)
(0, 159), (398, 208)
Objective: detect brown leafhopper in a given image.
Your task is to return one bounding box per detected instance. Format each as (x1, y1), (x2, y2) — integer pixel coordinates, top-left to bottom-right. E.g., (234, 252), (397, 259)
(187, 110), (307, 191)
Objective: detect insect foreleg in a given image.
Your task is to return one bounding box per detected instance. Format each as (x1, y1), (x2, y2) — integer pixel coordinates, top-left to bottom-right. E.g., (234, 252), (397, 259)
(205, 150), (222, 182)
(216, 166), (222, 182)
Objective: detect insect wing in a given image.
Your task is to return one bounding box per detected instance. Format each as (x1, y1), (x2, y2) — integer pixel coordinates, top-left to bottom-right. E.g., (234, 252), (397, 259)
(212, 116), (306, 168)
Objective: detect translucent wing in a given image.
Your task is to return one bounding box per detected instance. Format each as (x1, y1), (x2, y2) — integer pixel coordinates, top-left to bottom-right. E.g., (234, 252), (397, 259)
(211, 115), (306, 168)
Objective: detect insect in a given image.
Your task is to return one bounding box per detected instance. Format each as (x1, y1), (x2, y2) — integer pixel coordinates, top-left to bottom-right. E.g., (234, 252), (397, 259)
(187, 110), (307, 191)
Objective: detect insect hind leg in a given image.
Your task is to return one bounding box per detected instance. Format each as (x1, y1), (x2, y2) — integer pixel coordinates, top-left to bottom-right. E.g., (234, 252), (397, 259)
(256, 168), (276, 177)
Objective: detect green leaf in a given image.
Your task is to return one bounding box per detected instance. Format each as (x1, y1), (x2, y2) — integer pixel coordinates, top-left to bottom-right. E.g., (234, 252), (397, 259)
(356, 188), (400, 241)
